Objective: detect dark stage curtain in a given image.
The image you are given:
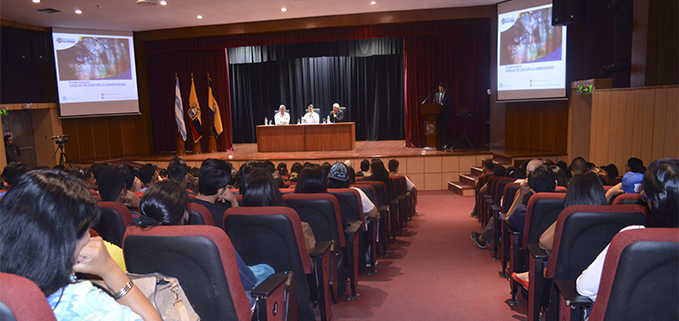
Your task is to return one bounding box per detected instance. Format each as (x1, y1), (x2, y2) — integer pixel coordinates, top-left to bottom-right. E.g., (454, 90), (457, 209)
(146, 48), (233, 153)
(228, 39), (404, 143)
(144, 19), (490, 151)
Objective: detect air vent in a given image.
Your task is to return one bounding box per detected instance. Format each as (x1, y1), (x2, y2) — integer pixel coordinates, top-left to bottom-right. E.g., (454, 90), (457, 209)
(38, 8), (61, 14)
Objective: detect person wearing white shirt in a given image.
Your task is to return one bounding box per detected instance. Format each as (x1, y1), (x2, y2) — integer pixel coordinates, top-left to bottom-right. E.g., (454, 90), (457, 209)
(328, 162), (379, 219)
(302, 104), (319, 124)
(274, 104), (290, 125)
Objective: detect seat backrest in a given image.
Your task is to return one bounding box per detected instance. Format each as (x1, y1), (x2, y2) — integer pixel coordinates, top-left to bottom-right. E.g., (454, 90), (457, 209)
(352, 185), (377, 205)
(283, 193), (346, 247)
(188, 202), (216, 226)
(95, 201), (135, 247)
(522, 193), (566, 248)
(123, 225), (251, 321)
(477, 173), (494, 189)
(354, 181), (388, 209)
(493, 177), (515, 206)
(502, 183), (521, 214)
(0, 273), (56, 321)
(223, 206), (316, 321)
(589, 228), (679, 321)
(546, 204), (649, 280)
(611, 193), (647, 209)
(328, 188), (365, 230)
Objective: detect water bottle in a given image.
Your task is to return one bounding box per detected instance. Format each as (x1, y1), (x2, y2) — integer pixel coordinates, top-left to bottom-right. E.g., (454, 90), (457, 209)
(264, 117), (268, 125)
(327, 115), (331, 123)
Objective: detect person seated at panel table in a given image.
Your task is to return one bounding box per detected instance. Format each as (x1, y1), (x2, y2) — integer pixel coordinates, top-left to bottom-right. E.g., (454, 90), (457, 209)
(328, 103), (344, 123)
(302, 104), (319, 124)
(274, 104), (290, 125)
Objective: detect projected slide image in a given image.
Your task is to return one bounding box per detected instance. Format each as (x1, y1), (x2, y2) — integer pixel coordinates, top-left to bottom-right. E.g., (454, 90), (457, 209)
(56, 37), (131, 81)
(499, 7), (561, 66)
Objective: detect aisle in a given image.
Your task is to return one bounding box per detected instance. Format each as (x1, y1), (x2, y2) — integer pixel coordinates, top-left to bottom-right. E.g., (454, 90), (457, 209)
(331, 191), (528, 320)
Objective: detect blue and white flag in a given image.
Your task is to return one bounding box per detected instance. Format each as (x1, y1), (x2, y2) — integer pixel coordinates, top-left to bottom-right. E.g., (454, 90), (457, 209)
(175, 77), (187, 141)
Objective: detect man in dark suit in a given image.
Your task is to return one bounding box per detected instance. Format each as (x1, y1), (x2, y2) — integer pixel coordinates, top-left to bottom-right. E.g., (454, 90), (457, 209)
(328, 103), (345, 123)
(433, 82), (453, 149)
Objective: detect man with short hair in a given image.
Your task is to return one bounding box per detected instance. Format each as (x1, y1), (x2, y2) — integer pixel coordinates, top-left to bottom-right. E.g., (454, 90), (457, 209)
(388, 159), (418, 214)
(97, 168), (142, 223)
(4, 135), (21, 164)
(433, 82), (453, 149)
(302, 104), (319, 124)
(274, 104), (290, 125)
(357, 159), (371, 177)
(328, 103), (344, 123)
(191, 159), (238, 228)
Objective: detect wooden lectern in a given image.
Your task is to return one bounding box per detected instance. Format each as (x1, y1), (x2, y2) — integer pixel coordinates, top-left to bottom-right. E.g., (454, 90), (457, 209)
(420, 103), (444, 150)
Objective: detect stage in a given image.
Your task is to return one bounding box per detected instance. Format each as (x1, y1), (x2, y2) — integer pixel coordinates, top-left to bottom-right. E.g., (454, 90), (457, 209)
(126, 140), (567, 191)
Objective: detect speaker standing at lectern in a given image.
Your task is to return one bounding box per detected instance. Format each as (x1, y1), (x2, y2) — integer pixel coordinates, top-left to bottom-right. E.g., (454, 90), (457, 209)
(328, 103), (344, 123)
(275, 104), (290, 125)
(433, 82), (453, 149)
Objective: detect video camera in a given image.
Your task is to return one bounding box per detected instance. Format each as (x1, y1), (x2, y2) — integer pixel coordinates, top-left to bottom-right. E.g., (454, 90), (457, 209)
(52, 134), (70, 145)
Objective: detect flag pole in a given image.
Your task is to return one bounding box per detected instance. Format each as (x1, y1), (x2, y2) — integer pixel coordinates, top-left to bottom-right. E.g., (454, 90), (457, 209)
(207, 72), (218, 153)
(175, 73), (186, 155)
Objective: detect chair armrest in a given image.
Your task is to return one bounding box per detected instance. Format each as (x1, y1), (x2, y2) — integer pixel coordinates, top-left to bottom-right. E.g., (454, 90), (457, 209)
(251, 273), (289, 298)
(527, 244), (549, 261)
(491, 205), (501, 212)
(310, 241), (333, 257)
(379, 205), (388, 212)
(345, 220), (362, 234)
(485, 198), (494, 205)
(555, 279), (593, 308)
(483, 193), (491, 200)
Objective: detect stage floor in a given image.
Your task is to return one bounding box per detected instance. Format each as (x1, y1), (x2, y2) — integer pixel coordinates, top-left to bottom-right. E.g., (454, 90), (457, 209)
(125, 140), (566, 191)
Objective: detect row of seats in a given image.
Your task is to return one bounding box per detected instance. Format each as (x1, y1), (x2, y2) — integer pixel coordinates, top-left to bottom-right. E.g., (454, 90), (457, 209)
(476, 174), (677, 321)
(90, 175), (413, 321)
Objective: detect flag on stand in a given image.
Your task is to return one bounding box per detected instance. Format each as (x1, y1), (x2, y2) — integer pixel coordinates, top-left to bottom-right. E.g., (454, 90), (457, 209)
(207, 75), (223, 137)
(187, 75), (203, 143)
(174, 77), (187, 141)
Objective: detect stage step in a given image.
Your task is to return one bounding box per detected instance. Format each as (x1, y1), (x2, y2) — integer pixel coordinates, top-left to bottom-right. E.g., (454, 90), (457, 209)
(459, 174), (478, 187)
(448, 181), (475, 196)
(470, 166), (484, 176)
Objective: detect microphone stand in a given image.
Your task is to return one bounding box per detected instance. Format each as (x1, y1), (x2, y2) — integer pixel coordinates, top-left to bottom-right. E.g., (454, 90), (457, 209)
(421, 91), (437, 105)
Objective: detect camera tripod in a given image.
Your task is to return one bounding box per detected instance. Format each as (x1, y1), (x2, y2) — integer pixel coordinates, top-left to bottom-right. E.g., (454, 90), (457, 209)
(52, 140), (72, 167)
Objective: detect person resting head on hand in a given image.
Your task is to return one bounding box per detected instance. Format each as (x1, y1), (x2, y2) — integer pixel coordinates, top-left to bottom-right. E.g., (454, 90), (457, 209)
(0, 170), (161, 321)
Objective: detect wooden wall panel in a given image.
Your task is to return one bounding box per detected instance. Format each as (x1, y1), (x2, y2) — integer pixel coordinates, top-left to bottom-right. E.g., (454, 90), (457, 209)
(590, 85), (678, 172)
(505, 100), (569, 153)
(61, 115), (149, 163)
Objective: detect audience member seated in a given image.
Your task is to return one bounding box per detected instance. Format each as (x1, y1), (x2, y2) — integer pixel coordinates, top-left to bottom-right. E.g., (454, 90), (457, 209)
(577, 158), (678, 306)
(388, 159), (418, 214)
(471, 164), (556, 248)
(138, 179), (274, 308)
(329, 162), (378, 219)
(98, 169), (141, 222)
(190, 159), (239, 228)
(295, 164), (328, 194)
(361, 159), (390, 184)
(605, 168), (644, 204)
(511, 170), (607, 287)
(137, 163), (158, 191)
(626, 157), (646, 174)
(66, 167), (97, 190)
(277, 162), (289, 177)
(0, 170), (161, 321)
(2, 162), (27, 190)
(116, 164), (142, 194)
(167, 157), (191, 190)
(356, 159), (371, 177)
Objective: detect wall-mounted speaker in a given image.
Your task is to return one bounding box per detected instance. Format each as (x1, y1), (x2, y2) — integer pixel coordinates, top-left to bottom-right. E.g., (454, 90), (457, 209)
(552, 0), (586, 26)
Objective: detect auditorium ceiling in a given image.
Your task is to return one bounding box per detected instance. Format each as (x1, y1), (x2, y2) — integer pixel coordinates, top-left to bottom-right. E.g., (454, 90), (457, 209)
(2, 0), (499, 31)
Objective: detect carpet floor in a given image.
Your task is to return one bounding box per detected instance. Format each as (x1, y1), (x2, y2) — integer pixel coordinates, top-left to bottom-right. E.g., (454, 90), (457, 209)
(331, 191), (528, 320)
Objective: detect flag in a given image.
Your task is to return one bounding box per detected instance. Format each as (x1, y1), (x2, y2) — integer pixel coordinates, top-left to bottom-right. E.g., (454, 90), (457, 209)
(174, 77), (187, 141)
(187, 75), (203, 143)
(207, 76), (223, 137)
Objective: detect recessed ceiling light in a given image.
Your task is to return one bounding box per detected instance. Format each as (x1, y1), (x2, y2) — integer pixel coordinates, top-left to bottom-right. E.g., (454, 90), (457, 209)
(32, 0), (40, 3)
(197, 15), (203, 19)
(75, 9), (82, 14)
(281, 7), (287, 12)
(370, 1), (376, 4)
(159, 0), (167, 5)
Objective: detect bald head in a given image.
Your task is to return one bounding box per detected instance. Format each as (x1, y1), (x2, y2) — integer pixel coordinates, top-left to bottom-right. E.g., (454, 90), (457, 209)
(526, 159), (544, 173)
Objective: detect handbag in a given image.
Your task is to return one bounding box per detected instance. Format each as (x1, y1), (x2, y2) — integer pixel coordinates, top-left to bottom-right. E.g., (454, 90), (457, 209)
(91, 273), (200, 321)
